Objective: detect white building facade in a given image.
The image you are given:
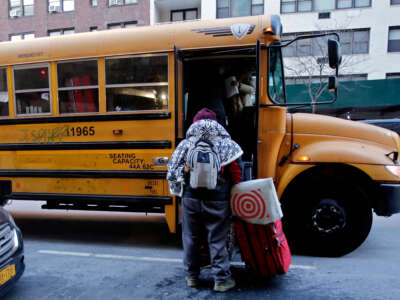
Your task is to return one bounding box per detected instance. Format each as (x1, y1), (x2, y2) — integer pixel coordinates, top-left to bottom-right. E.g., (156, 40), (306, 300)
(150, 0), (400, 81)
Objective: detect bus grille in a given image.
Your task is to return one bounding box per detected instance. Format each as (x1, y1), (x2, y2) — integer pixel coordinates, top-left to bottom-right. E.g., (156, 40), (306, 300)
(0, 223), (15, 263)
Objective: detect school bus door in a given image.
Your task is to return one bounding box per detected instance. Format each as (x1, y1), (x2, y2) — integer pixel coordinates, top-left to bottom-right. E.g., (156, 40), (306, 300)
(164, 46), (185, 232)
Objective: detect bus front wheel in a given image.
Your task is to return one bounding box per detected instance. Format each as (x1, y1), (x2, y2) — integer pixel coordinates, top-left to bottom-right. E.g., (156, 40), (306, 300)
(282, 177), (373, 257)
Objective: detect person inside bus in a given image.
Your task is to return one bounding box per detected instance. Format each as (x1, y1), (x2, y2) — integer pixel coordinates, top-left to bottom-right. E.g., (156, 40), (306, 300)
(220, 65), (257, 161)
(238, 69), (256, 107)
(224, 68), (255, 115)
(167, 108), (243, 292)
(224, 75), (243, 120)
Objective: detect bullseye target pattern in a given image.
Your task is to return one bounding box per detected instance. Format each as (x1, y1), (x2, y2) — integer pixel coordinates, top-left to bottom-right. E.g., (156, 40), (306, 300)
(231, 189), (270, 220)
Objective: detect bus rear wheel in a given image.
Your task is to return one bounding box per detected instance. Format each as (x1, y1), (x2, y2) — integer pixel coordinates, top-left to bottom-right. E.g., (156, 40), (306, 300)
(282, 177), (373, 257)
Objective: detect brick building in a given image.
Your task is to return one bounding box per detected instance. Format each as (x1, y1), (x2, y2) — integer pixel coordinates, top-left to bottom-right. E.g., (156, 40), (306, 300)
(1, 0), (150, 41)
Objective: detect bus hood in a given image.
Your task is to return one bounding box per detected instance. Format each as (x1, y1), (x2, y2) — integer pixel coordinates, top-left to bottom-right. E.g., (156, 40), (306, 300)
(291, 113), (400, 150)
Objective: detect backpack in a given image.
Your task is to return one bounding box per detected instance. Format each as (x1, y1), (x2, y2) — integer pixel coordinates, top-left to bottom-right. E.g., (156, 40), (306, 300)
(186, 139), (221, 190)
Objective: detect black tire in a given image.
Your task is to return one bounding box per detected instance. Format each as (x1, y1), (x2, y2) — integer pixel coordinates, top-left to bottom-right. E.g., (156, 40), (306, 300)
(281, 176), (373, 257)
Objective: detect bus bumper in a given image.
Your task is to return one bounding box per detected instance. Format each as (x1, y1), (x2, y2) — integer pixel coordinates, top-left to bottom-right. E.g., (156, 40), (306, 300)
(374, 183), (400, 217)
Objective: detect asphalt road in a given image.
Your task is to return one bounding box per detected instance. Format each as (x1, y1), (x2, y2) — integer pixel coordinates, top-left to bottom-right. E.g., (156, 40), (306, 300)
(3, 200), (400, 300)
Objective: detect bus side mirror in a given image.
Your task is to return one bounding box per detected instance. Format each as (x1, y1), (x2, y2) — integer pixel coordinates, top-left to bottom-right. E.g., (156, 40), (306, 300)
(328, 76), (337, 92)
(328, 39), (341, 69)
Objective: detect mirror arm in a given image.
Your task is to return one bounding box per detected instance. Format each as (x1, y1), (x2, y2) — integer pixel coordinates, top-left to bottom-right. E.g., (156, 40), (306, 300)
(269, 32), (340, 49)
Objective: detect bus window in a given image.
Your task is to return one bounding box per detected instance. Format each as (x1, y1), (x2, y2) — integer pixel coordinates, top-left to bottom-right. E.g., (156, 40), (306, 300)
(57, 60), (99, 114)
(14, 64), (51, 115)
(0, 69), (9, 116)
(105, 54), (168, 112)
(268, 47), (285, 104)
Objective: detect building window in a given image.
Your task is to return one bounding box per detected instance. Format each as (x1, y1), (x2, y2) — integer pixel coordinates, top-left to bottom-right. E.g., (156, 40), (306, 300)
(13, 64), (51, 115)
(0, 69), (9, 117)
(283, 29), (369, 57)
(391, 0), (400, 4)
(171, 9), (197, 21)
(48, 28), (75, 36)
(388, 27), (400, 52)
(90, 26), (98, 31)
(314, 0), (335, 11)
(91, 0), (98, 6)
(10, 33), (35, 41)
(354, 0), (370, 7)
(9, 0), (34, 17)
(281, 0), (295, 13)
(57, 60), (99, 114)
(217, 0), (264, 18)
(341, 30), (369, 54)
(386, 73), (400, 79)
(281, 0), (371, 13)
(338, 0), (371, 8)
(298, 0), (312, 12)
(107, 21), (137, 29)
(48, 0), (74, 13)
(109, 0), (137, 6)
(336, 0), (352, 8)
(105, 54), (168, 112)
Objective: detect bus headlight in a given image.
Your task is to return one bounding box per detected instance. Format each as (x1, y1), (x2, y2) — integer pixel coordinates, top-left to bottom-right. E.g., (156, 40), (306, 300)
(385, 165), (400, 178)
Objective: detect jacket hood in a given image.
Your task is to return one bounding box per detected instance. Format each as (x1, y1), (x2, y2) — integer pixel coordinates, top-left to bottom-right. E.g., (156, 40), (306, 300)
(186, 119), (231, 142)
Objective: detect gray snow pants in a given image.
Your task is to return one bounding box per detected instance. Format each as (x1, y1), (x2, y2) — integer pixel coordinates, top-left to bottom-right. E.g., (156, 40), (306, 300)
(182, 196), (231, 283)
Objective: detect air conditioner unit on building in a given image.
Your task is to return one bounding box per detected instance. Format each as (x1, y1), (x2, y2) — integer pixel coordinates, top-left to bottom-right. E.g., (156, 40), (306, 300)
(10, 8), (22, 18)
(110, 0), (123, 5)
(48, 5), (61, 13)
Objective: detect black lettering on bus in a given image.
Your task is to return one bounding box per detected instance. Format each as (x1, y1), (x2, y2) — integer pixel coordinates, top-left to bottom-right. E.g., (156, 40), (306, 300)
(70, 126), (95, 136)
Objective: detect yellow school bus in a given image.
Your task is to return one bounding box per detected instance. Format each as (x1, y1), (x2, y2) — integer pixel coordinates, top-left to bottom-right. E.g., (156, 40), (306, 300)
(0, 15), (399, 256)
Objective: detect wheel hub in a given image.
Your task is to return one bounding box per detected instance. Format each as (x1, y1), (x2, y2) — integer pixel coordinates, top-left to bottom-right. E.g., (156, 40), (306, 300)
(311, 199), (346, 235)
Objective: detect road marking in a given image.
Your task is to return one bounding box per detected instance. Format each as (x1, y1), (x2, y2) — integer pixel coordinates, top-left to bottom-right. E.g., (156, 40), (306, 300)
(289, 264), (316, 270)
(95, 254), (181, 263)
(39, 250), (181, 263)
(39, 250), (91, 257)
(231, 261), (316, 270)
(38, 250), (316, 270)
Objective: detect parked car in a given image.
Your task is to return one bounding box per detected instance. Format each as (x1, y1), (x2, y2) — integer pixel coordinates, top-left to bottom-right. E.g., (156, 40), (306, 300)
(0, 205), (25, 296)
(361, 119), (400, 135)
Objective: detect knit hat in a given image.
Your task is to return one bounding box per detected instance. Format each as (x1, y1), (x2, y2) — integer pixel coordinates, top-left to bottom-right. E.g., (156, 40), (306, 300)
(193, 108), (217, 123)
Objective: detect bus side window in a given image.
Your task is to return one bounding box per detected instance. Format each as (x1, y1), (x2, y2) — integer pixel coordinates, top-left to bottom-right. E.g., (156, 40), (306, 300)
(105, 54), (168, 112)
(57, 60), (99, 114)
(0, 68), (9, 117)
(14, 65), (51, 115)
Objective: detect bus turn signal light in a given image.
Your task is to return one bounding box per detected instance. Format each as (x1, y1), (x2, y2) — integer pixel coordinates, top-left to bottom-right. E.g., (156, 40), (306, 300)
(296, 155), (310, 162)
